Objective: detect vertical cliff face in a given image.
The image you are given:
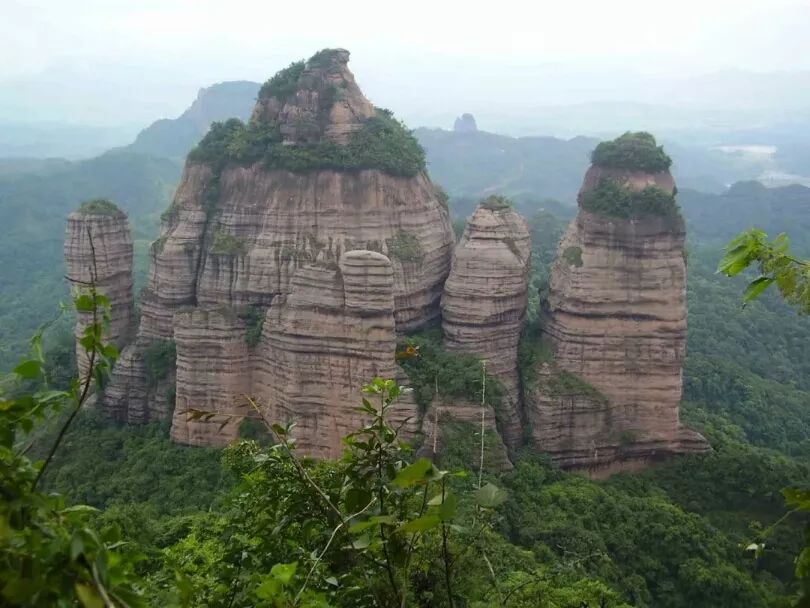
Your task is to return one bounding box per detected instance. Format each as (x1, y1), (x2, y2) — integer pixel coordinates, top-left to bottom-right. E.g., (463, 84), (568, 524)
(526, 133), (709, 475)
(103, 49), (450, 445)
(253, 250), (418, 457)
(441, 197), (530, 448)
(170, 308), (249, 446)
(64, 200), (134, 378)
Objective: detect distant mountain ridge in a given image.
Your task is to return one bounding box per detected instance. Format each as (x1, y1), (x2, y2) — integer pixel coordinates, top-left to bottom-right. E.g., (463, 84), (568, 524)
(124, 81), (260, 158)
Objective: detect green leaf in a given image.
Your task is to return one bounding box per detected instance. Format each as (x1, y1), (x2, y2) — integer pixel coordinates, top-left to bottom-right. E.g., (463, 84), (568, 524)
(345, 488), (372, 513)
(399, 514), (441, 534)
(475, 482), (508, 508)
(13, 359), (42, 379)
(75, 583), (104, 608)
(255, 578), (281, 600)
(351, 533), (372, 549)
(270, 561), (297, 585)
(74, 294), (96, 312)
(783, 487), (810, 511)
(70, 532), (85, 561)
(743, 276), (774, 302)
(391, 458), (433, 488)
(349, 515), (395, 534)
(438, 491), (457, 521)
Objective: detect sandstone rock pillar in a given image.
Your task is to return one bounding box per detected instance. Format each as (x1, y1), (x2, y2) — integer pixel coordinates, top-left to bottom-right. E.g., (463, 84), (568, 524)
(64, 200), (134, 378)
(441, 197), (531, 449)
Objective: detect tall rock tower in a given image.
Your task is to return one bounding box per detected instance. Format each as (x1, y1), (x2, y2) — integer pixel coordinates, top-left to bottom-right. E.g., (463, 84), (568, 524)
(103, 49), (452, 446)
(526, 132), (709, 475)
(64, 200), (134, 378)
(441, 197), (531, 448)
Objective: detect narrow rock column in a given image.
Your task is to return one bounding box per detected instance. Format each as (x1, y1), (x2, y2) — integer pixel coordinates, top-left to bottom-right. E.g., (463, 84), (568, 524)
(528, 133), (709, 474)
(441, 197), (531, 449)
(64, 200), (134, 378)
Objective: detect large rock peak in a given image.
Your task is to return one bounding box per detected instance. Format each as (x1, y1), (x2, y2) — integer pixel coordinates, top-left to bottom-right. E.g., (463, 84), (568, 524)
(101, 49), (453, 446)
(525, 133), (709, 475)
(250, 48), (375, 144)
(64, 200), (134, 378)
(441, 197), (531, 448)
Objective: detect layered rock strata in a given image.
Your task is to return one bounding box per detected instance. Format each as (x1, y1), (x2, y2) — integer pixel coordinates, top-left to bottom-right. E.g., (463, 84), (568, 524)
(170, 308), (250, 445)
(64, 202), (134, 378)
(102, 49), (453, 440)
(253, 250), (418, 457)
(528, 159), (709, 474)
(441, 198), (530, 449)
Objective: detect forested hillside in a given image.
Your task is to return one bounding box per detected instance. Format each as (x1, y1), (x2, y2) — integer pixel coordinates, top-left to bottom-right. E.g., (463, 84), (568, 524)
(0, 81), (260, 369)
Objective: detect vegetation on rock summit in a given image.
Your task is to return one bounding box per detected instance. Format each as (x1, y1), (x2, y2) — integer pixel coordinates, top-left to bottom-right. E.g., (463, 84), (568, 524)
(591, 131), (673, 173)
(581, 179), (681, 220)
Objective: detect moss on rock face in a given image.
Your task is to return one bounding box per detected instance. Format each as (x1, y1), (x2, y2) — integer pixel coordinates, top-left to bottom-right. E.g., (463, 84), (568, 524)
(386, 230), (424, 263)
(591, 131), (672, 173)
(210, 231), (247, 256)
(581, 180), (680, 220)
(144, 339), (176, 387)
(562, 246), (583, 267)
(78, 199), (125, 217)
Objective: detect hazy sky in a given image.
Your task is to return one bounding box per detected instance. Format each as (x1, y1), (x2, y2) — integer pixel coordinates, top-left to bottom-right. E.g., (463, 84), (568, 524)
(3, 0), (810, 129)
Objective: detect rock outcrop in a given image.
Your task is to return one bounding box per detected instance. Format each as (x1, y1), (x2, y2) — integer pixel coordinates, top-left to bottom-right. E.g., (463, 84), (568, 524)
(253, 251), (418, 457)
(526, 133), (709, 475)
(453, 113), (478, 133)
(441, 197), (530, 449)
(170, 307), (249, 445)
(102, 49), (452, 446)
(64, 200), (134, 378)
(251, 48), (375, 145)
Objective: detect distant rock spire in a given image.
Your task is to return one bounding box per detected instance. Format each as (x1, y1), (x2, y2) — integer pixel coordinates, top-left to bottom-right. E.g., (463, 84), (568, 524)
(453, 113), (478, 133)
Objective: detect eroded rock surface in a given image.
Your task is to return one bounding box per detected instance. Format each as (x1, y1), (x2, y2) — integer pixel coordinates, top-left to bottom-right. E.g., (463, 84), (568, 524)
(64, 203), (134, 378)
(441, 198), (530, 449)
(253, 251), (418, 457)
(250, 48), (375, 144)
(527, 158), (709, 474)
(102, 49), (452, 439)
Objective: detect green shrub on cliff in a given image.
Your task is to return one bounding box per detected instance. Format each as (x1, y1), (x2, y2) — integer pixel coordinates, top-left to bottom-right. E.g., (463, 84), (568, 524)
(187, 109), (425, 178)
(591, 131), (672, 172)
(581, 179), (680, 220)
(397, 329), (503, 410)
(257, 60), (306, 101)
(144, 339), (176, 386)
(480, 195), (512, 211)
(386, 230), (424, 263)
(210, 231), (247, 255)
(77, 198), (125, 217)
